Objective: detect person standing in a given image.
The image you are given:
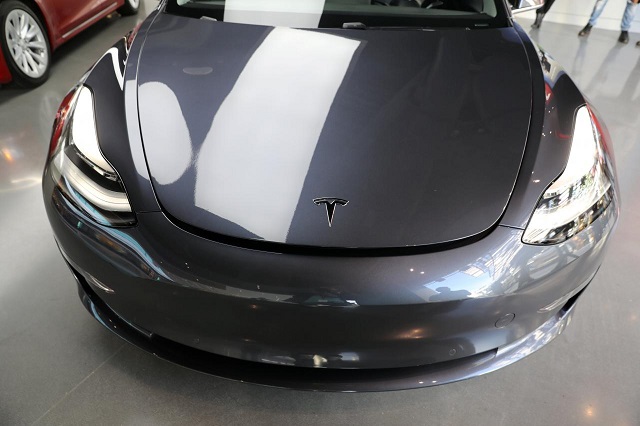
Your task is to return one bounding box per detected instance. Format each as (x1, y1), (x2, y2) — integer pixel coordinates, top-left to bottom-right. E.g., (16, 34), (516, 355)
(531, 0), (557, 29)
(578, 0), (639, 44)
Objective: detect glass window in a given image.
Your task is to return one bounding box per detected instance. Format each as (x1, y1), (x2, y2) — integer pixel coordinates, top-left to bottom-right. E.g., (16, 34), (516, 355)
(167, 0), (507, 29)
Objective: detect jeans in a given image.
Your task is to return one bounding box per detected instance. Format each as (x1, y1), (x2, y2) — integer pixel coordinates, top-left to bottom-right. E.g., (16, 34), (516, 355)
(588, 0), (638, 31)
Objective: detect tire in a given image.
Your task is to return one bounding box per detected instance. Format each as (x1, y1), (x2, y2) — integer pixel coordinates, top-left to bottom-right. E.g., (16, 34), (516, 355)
(0, 0), (50, 87)
(117, 0), (140, 16)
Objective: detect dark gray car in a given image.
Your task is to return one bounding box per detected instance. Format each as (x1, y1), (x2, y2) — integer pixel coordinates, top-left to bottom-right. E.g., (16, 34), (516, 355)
(42, 0), (619, 391)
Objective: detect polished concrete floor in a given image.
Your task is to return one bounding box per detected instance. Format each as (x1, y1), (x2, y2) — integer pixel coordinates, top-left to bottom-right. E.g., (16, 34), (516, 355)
(1, 3), (639, 424)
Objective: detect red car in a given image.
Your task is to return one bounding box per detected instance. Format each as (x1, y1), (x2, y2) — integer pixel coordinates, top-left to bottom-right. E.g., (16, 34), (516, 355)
(0, 0), (139, 87)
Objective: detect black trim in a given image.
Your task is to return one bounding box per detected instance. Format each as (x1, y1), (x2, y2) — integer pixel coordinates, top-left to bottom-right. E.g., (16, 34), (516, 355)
(155, 208), (504, 257)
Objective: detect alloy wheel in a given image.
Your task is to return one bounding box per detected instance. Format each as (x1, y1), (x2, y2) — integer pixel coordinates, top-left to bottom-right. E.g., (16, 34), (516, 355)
(4, 9), (48, 79)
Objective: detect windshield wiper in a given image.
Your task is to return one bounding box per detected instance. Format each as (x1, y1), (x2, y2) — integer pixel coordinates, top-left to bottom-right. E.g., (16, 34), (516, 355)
(342, 22), (368, 29)
(341, 22), (441, 31)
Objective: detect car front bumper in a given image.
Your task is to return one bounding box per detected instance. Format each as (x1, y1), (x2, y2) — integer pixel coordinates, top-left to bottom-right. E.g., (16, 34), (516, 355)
(44, 176), (618, 390)
(73, 266), (584, 391)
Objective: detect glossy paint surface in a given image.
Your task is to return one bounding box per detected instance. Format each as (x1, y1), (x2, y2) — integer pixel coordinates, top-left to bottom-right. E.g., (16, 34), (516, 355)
(137, 15), (533, 248)
(0, 0), (639, 421)
(40, 0), (106, 44)
(40, 8), (620, 377)
(500, 24), (592, 229)
(74, 269), (582, 391)
(44, 167), (617, 371)
(40, 1), (620, 380)
(0, 46), (10, 83)
(35, 0), (126, 48)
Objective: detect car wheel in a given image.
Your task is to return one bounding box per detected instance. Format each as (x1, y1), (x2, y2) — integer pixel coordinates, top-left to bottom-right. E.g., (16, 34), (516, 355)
(0, 0), (50, 87)
(117, 0), (140, 16)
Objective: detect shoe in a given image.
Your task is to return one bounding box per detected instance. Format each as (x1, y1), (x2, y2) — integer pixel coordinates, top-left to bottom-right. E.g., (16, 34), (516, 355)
(531, 13), (545, 29)
(578, 24), (592, 37)
(637, 41), (640, 47)
(618, 31), (629, 44)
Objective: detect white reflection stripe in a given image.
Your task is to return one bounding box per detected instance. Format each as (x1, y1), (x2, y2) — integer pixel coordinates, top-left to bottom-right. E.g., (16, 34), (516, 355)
(549, 107), (597, 192)
(54, 153), (132, 212)
(126, 79), (151, 179)
(138, 81), (193, 185)
(196, 28), (360, 241)
(72, 87), (115, 174)
(71, 86), (115, 173)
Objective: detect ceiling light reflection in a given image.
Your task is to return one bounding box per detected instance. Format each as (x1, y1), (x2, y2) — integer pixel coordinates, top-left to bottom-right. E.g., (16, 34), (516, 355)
(585, 405), (594, 418)
(195, 27), (360, 241)
(2, 148), (14, 162)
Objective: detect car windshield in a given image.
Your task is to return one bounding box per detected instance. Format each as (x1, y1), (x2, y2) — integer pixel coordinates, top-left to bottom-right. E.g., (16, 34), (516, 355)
(166, 0), (508, 29)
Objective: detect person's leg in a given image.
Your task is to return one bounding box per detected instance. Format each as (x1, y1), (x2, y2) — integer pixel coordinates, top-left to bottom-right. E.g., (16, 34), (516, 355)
(619, 0), (638, 43)
(532, 3), (549, 29)
(621, 0), (638, 31)
(580, 0), (609, 36)
(532, 11), (543, 28)
(588, 0), (609, 26)
(542, 0), (556, 14)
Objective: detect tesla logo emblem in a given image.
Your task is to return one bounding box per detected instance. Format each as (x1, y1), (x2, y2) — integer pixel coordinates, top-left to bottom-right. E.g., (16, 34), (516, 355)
(313, 197), (349, 227)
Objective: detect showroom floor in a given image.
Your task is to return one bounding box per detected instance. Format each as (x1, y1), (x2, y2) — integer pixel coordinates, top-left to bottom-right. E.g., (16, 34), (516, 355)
(1, 2), (640, 424)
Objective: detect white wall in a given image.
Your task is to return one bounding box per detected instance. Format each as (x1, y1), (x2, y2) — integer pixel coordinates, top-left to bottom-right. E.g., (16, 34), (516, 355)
(518, 0), (640, 32)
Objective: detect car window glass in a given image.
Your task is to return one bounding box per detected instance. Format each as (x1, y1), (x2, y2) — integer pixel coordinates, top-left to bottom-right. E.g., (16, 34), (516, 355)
(169, 0), (506, 29)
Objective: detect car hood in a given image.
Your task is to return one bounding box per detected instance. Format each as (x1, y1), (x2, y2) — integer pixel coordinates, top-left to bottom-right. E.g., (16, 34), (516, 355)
(136, 14), (533, 249)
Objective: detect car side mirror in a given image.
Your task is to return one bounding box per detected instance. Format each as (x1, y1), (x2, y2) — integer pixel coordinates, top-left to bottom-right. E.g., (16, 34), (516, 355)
(508, 0), (545, 14)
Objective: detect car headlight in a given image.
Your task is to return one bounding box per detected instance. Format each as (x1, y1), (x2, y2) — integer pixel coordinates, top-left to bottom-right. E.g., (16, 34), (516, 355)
(48, 85), (135, 226)
(523, 105), (615, 245)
